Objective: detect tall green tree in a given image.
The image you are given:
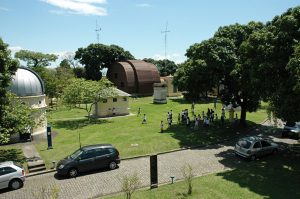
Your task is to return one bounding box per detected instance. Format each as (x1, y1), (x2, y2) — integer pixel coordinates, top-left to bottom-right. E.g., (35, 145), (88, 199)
(240, 6), (300, 122)
(0, 38), (19, 143)
(174, 22), (263, 126)
(215, 22), (264, 126)
(75, 44), (134, 81)
(15, 50), (57, 68)
(0, 38), (18, 112)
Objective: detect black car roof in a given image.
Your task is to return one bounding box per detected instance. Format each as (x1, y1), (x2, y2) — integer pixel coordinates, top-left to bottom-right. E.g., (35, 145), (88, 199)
(81, 144), (113, 151)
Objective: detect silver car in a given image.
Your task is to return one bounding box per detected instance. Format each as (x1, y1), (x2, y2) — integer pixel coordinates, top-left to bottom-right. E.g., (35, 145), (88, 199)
(0, 161), (25, 190)
(234, 136), (278, 160)
(282, 121), (300, 139)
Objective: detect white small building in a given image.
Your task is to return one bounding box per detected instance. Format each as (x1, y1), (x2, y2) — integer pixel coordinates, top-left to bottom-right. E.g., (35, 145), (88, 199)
(93, 88), (131, 117)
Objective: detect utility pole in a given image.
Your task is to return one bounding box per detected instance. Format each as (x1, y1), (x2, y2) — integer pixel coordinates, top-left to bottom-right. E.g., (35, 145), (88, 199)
(95, 19), (101, 43)
(161, 22), (170, 59)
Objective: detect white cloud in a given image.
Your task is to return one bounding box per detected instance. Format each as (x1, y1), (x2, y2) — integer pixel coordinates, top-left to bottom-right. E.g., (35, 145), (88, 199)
(0, 6), (9, 11)
(152, 53), (185, 64)
(136, 3), (151, 7)
(42, 0), (107, 16)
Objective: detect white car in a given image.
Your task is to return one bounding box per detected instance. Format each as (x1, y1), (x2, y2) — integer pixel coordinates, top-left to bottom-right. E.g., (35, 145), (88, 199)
(234, 136), (279, 160)
(0, 161), (25, 190)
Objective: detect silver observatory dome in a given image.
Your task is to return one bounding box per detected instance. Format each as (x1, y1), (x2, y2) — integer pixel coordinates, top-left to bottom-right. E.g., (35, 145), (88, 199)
(9, 67), (45, 97)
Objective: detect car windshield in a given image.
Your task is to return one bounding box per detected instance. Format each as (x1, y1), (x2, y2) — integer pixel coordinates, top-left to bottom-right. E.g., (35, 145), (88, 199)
(70, 149), (83, 159)
(237, 139), (252, 149)
(286, 121), (296, 127)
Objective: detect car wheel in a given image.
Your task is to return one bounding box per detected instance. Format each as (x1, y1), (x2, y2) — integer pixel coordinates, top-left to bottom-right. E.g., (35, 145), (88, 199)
(68, 168), (78, 178)
(9, 179), (23, 190)
(108, 161), (117, 170)
(250, 155), (256, 161)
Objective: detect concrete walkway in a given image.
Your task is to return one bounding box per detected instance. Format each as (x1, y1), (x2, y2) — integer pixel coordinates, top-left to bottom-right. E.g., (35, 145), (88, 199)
(22, 142), (42, 161)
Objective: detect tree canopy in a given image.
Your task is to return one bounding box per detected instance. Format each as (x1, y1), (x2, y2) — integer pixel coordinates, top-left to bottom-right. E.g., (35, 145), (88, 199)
(75, 44), (134, 81)
(0, 38), (34, 143)
(143, 58), (178, 76)
(174, 22), (265, 126)
(174, 6), (300, 124)
(15, 50), (57, 68)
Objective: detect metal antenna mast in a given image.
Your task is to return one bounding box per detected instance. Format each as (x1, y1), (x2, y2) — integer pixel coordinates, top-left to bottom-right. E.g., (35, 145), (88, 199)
(95, 19), (101, 43)
(161, 22), (170, 59)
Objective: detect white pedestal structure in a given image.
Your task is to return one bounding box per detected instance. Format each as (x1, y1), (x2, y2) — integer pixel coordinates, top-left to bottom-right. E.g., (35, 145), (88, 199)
(153, 83), (167, 104)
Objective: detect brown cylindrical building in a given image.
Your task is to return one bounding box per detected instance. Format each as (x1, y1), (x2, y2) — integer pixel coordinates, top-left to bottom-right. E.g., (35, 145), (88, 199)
(107, 60), (160, 95)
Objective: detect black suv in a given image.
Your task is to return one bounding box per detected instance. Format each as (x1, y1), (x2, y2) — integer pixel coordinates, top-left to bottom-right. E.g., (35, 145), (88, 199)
(56, 144), (120, 177)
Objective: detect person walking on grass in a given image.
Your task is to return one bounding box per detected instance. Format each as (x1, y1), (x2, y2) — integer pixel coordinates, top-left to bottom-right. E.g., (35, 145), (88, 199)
(142, 114), (147, 124)
(194, 118), (199, 130)
(137, 107), (141, 116)
(186, 116), (190, 127)
(160, 120), (164, 133)
(168, 117), (172, 127)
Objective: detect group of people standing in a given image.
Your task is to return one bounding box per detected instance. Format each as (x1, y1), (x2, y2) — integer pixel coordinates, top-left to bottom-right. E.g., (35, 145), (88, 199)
(138, 100), (232, 133)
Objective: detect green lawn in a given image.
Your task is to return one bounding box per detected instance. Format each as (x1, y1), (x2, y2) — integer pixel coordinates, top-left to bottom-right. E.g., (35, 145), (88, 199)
(105, 154), (300, 199)
(37, 97), (268, 168)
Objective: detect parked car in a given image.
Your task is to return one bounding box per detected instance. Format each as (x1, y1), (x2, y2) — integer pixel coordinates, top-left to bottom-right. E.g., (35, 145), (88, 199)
(56, 144), (120, 178)
(0, 161), (25, 190)
(282, 121), (300, 139)
(234, 136), (278, 160)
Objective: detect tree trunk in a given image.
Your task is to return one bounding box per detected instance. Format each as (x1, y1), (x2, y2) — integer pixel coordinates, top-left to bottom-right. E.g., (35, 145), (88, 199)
(240, 105), (247, 127)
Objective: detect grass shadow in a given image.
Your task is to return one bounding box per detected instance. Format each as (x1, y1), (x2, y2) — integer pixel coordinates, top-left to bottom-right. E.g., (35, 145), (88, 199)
(162, 120), (256, 149)
(216, 154), (300, 199)
(52, 118), (113, 130)
(212, 124), (300, 199)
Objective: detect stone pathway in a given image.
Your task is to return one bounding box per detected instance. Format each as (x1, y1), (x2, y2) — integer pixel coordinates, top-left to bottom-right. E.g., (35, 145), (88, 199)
(22, 142), (42, 161)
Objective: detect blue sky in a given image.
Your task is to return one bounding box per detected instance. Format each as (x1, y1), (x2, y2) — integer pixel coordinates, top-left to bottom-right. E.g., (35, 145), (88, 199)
(1, 0), (299, 66)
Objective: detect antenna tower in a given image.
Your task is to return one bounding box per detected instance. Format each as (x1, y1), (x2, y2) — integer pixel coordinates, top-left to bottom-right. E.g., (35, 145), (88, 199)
(161, 22), (170, 59)
(95, 20), (101, 43)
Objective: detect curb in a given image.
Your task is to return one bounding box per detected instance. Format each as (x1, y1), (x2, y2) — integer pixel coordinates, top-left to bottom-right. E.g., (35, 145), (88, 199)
(26, 169), (56, 178)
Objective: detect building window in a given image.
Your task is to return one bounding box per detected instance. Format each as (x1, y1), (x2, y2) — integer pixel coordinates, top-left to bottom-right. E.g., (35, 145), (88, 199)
(102, 99), (107, 103)
(114, 73), (118, 78)
(113, 98), (117, 102)
(123, 97), (127, 101)
(121, 82), (124, 88)
(39, 100), (42, 104)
